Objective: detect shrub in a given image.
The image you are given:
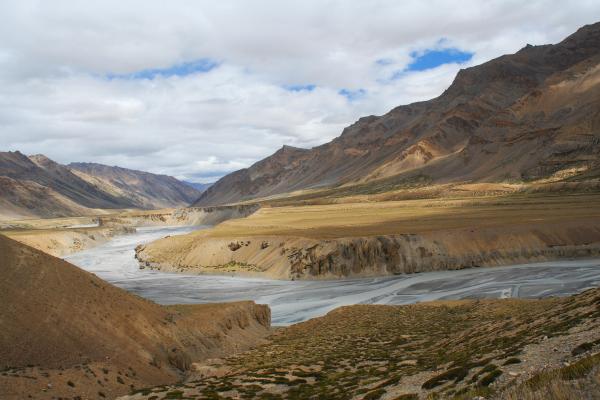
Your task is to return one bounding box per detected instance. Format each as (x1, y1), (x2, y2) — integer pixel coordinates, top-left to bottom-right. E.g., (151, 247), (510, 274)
(363, 388), (386, 400)
(422, 367), (469, 389)
(478, 370), (502, 386)
(393, 394), (418, 400)
(571, 342), (594, 356)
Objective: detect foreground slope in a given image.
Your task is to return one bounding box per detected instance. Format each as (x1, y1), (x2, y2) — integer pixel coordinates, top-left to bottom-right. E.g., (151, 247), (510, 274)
(122, 287), (600, 400)
(0, 152), (200, 219)
(195, 22), (600, 206)
(0, 235), (270, 400)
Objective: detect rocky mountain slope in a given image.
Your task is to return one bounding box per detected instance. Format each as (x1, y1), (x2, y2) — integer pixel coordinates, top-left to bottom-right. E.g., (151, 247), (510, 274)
(183, 181), (213, 192)
(195, 22), (600, 206)
(0, 152), (200, 219)
(0, 234), (270, 400)
(69, 162), (200, 209)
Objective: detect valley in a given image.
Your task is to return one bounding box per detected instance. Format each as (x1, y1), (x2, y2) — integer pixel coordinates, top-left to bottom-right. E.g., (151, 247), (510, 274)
(2, 17), (600, 400)
(65, 224), (600, 325)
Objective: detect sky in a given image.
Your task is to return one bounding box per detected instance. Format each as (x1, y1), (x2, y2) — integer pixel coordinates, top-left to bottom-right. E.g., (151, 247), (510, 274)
(1, 1), (599, 183)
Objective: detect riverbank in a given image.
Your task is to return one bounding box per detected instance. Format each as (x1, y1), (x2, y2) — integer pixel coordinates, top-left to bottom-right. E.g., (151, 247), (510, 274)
(135, 193), (600, 279)
(2, 225), (135, 257)
(63, 225), (600, 325)
(1, 204), (260, 257)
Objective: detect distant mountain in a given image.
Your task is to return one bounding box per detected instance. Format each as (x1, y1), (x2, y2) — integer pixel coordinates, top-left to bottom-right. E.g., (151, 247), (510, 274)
(69, 162), (200, 209)
(0, 152), (200, 219)
(183, 181), (213, 193)
(195, 22), (600, 206)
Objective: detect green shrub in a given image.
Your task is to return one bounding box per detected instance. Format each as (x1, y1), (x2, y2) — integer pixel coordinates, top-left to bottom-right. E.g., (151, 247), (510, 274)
(164, 390), (184, 399)
(478, 370), (502, 386)
(502, 357), (521, 366)
(363, 388), (386, 400)
(393, 394), (418, 400)
(422, 367), (469, 389)
(571, 342), (594, 356)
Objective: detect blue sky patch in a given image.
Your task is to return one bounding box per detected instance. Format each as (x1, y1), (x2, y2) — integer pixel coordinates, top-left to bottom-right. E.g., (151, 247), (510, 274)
(407, 48), (472, 72)
(107, 58), (219, 80)
(339, 88), (366, 101)
(285, 84), (316, 92)
(375, 58), (394, 66)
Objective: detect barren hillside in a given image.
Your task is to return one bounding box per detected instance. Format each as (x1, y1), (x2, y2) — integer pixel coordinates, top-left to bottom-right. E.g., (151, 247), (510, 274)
(0, 235), (270, 399)
(0, 152), (200, 219)
(195, 22), (600, 206)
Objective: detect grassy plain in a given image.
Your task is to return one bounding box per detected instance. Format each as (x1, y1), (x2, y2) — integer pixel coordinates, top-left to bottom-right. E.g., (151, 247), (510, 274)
(204, 192), (600, 239)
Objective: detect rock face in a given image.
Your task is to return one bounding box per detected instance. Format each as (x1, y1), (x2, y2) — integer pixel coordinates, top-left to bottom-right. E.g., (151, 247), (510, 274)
(98, 204), (260, 227)
(0, 152), (201, 219)
(0, 234), (270, 399)
(195, 23), (600, 206)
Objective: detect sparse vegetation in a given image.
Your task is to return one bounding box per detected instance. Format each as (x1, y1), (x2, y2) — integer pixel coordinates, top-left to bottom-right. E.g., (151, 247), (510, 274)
(126, 288), (600, 399)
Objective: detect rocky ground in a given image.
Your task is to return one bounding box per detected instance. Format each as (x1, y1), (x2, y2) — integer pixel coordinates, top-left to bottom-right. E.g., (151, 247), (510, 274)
(118, 287), (600, 399)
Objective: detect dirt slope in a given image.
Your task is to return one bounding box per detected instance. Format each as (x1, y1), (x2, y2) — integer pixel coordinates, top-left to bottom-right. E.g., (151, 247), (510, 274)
(195, 22), (600, 206)
(0, 235), (270, 399)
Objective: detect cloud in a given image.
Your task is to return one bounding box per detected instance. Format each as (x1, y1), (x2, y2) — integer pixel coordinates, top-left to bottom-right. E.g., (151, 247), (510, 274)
(0, 1), (598, 182)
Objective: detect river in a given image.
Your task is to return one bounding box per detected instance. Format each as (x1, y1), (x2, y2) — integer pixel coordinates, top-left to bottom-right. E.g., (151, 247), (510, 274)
(65, 226), (600, 325)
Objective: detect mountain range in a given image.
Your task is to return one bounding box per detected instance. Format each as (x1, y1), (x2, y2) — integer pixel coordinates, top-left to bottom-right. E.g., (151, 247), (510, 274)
(195, 22), (600, 206)
(0, 152), (200, 219)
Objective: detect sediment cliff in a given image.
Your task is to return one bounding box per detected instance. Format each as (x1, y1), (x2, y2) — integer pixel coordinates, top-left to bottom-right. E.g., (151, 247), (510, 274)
(99, 204), (260, 228)
(136, 220), (600, 279)
(3, 226), (135, 257)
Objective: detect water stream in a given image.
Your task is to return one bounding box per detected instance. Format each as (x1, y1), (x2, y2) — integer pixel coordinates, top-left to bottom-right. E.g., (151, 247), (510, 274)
(65, 226), (600, 325)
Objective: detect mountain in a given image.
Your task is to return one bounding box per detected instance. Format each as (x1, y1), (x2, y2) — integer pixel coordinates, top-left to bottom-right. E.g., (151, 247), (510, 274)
(0, 152), (200, 219)
(69, 162), (200, 209)
(0, 151), (132, 219)
(183, 180), (213, 192)
(195, 22), (600, 206)
(0, 234), (270, 399)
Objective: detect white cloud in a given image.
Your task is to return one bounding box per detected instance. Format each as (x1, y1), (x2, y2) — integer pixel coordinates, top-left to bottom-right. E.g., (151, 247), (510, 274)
(0, 0), (598, 182)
